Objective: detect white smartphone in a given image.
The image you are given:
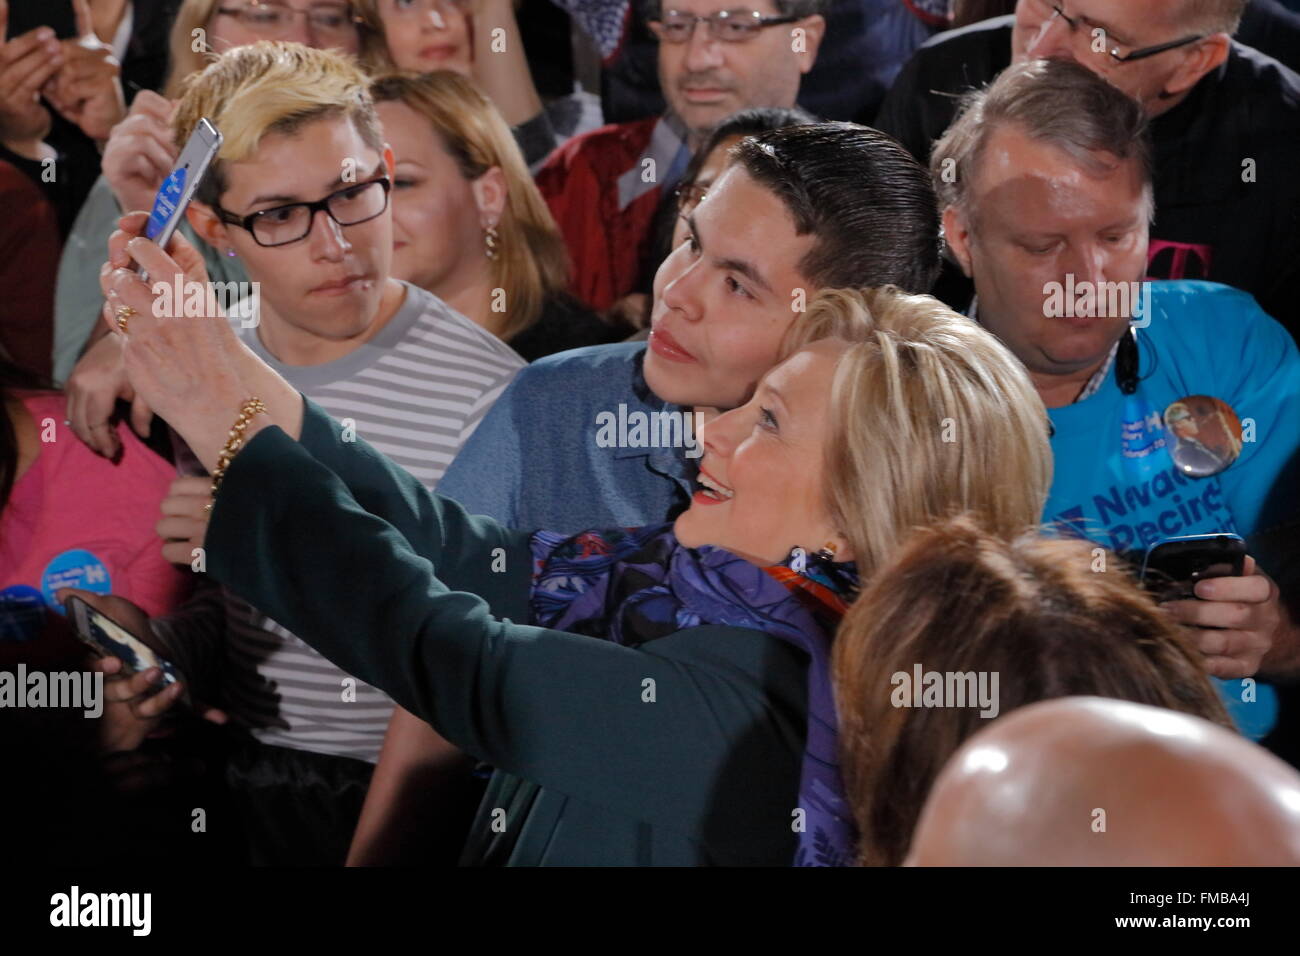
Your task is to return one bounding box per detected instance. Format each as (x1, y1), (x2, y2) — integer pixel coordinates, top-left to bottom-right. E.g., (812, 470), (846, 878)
(140, 117), (223, 282)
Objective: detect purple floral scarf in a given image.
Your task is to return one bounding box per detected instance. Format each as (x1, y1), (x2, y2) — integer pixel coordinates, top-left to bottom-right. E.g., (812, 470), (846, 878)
(529, 523), (859, 867)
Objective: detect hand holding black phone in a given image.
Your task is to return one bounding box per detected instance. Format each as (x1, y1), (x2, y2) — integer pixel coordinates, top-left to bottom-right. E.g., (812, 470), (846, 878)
(1140, 533), (1247, 604)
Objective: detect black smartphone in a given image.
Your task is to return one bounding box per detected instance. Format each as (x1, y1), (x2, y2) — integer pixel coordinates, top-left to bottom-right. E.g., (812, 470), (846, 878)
(65, 595), (190, 706)
(1140, 533), (1247, 602)
(5, 0), (78, 40)
(139, 117), (223, 282)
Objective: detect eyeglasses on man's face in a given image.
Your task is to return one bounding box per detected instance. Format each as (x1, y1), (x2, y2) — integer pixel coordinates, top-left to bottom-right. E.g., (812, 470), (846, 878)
(216, 1), (360, 36)
(1039, 2), (1204, 63)
(648, 9), (800, 44)
(215, 177), (392, 248)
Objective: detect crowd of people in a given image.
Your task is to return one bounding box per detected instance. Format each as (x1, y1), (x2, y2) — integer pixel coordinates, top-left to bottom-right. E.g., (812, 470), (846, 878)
(1, 0), (1299, 867)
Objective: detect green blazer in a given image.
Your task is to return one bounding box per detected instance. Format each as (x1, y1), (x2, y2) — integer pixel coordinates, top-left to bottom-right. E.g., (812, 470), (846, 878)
(204, 396), (809, 865)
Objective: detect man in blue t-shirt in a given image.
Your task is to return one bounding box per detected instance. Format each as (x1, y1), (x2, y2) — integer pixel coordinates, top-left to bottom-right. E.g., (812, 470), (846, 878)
(931, 59), (1300, 739)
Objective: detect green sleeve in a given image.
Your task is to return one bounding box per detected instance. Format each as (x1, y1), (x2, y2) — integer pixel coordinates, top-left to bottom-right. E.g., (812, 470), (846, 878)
(293, 393), (533, 621)
(204, 424), (807, 840)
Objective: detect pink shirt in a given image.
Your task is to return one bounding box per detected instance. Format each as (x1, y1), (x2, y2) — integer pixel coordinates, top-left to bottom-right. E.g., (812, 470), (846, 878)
(0, 392), (191, 618)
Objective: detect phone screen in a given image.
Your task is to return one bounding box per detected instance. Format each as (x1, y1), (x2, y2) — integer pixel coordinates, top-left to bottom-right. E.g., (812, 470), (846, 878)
(140, 118), (223, 280)
(68, 597), (183, 689)
(1140, 534), (1246, 601)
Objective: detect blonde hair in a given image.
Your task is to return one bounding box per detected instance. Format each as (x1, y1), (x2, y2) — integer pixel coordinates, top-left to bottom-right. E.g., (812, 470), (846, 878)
(173, 42), (384, 208)
(370, 71), (569, 339)
(786, 286), (1053, 581)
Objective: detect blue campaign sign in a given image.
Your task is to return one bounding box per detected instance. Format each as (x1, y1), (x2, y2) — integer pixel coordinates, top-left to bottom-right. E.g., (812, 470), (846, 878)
(146, 167), (187, 241)
(39, 549), (112, 614)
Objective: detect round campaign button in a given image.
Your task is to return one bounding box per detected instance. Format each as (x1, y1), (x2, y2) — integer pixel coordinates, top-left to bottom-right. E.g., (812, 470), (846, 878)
(39, 549), (112, 614)
(1164, 395), (1242, 478)
(0, 584), (47, 642)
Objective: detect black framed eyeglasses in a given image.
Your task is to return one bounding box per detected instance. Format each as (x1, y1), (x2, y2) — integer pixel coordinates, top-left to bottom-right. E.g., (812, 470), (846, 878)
(648, 10), (800, 44)
(215, 177), (392, 248)
(1049, 4), (1204, 63)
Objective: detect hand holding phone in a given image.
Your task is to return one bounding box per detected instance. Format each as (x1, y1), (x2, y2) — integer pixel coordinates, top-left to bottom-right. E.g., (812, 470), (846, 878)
(1141, 533), (1247, 603)
(64, 593), (188, 703)
(137, 117), (222, 282)
(1142, 535), (1281, 680)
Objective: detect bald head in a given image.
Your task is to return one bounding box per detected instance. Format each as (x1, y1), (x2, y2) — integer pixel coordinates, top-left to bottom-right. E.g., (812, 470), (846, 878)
(906, 697), (1300, 866)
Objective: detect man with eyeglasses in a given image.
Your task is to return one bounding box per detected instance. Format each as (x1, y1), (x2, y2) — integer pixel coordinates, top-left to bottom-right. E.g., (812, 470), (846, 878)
(875, 0), (1300, 342)
(534, 0), (825, 313)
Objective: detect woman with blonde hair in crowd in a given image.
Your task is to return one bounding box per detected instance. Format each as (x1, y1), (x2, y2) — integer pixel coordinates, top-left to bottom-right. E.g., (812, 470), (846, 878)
(371, 71), (618, 360)
(87, 261), (1061, 863)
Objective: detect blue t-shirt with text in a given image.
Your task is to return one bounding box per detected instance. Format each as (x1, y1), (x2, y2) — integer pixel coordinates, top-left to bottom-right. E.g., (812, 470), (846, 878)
(1044, 281), (1300, 739)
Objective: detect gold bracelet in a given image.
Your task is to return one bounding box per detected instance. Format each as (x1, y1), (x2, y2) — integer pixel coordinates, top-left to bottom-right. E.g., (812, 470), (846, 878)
(204, 397), (268, 513)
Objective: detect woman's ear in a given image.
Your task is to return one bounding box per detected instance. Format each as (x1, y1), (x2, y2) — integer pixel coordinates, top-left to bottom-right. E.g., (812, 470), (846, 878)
(186, 202), (230, 253)
(470, 166), (508, 228)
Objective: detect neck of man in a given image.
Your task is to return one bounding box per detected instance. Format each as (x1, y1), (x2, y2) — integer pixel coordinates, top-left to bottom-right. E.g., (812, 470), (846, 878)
(255, 278), (407, 366)
(1030, 352), (1111, 409)
(433, 258), (509, 339)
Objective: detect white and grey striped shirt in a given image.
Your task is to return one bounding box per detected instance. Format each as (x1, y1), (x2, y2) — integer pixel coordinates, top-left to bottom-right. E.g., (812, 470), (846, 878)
(152, 282), (525, 762)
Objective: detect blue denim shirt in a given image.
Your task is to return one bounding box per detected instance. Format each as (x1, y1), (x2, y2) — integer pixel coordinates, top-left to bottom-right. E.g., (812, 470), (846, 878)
(438, 342), (696, 535)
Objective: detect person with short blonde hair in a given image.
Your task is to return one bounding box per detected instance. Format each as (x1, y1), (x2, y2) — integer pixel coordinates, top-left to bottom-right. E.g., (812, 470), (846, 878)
(56, 0), (363, 405)
(784, 287), (1053, 579)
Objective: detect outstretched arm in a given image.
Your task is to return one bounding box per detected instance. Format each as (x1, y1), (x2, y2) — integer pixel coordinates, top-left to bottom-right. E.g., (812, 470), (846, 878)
(203, 423), (805, 840)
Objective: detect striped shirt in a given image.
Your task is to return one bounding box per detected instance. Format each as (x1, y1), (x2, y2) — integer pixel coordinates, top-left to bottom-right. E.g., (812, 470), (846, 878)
(151, 282), (525, 762)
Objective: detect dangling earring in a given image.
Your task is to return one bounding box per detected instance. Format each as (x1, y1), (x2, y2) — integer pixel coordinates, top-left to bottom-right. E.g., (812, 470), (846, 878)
(484, 224), (500, 261)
